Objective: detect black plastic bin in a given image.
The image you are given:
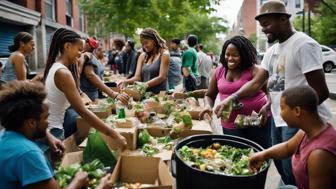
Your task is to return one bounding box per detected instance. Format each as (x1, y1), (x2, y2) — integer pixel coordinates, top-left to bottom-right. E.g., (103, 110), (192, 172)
(171, 134), (270, 189)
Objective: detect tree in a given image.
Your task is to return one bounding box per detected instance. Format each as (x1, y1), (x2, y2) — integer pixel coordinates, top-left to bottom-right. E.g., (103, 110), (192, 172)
(79, 0), (226, 53)
(293, 0), (336, 46)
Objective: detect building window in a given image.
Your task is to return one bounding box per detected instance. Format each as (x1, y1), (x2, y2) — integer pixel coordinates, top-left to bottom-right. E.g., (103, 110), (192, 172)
(79, 6), (85, 31)
(45, 0), (55, 20)
(295, 0), (301, 8)
(66, 0), (73, 26)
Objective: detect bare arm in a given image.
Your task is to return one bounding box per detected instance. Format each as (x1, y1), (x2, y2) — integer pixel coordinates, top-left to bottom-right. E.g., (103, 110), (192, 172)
(199, 73), (218, 119)
(263, 130), (304, 159)
(234, 68), (269, 100)
(182, 67), (190, 77)
(25, 178), (60, 189)
(83, 65), (117, 98)
(123, 53), (145, 84)
(12, 53), (27, 80)
(305, 69), (329, 104)
(54, 69), (121, 139)
(146, 51), (170, 88)
(204, 73), (219, 109)
(249, 130), (305, 171)
(308, 149), (336, 189)
(25, 172), (89, 189)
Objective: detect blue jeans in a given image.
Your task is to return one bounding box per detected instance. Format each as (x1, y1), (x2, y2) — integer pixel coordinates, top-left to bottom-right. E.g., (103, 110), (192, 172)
(63, 106), (79, 139)
(222, 117), (273, 149)
(271, 122), (298, 186)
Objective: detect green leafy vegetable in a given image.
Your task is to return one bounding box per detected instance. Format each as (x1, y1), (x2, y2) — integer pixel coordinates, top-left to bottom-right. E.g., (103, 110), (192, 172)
(138, 129), (151, 147)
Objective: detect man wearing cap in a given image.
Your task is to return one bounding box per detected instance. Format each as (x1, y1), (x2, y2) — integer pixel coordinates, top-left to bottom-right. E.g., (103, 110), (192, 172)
(215, 0), (332, 186)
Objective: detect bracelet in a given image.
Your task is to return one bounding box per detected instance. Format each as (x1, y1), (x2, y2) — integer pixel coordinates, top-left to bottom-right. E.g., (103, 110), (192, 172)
(231, 94), (239, 102)
(113, 93), (119, 100)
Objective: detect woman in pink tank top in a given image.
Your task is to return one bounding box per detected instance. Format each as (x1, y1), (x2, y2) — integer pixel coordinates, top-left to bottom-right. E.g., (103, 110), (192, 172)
(202, 36), (272, 148)
(249, 86), (336, 189)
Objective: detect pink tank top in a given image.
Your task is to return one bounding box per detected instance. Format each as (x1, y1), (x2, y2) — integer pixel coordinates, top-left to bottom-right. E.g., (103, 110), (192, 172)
(292, 125), (336, 189)
(215, 66), (268, 129)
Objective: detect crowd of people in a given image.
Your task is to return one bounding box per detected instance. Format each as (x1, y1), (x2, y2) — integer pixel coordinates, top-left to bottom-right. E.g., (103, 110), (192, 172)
(0, 1), (335, 189)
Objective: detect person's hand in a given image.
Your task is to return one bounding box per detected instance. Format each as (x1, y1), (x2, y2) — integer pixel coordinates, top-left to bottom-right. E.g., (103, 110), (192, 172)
(73, 171), (89, 187)
(81, 92), (92, 105)
(111, 131), (127, 150)
(46, 133), (65, 160)
(248, 151), (266, 173)
(258, 104), (269, 126)
(173, 92), (187, 99)
(214, 97), (233, 118)
(96, 173), (114, 189)
(199, 106), (213, 120)
(116, 92), (130, 105)
(117, 81), (127, 89)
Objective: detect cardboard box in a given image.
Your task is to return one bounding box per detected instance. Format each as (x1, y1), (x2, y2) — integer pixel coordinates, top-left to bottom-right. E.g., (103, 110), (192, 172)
(111, 155), (173, 189)
(63, 134), (80, 153)
(76, 118), (137, 150)
(188, 110), (202, 120)
(123, 88), (141, 101)
(61, 151), (83, 167)
(115, 117), (136, 128)
(101, 126), (138, 150)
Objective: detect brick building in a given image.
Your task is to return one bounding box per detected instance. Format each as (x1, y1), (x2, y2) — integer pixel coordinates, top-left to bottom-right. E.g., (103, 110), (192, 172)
(0, 0), (88, 71)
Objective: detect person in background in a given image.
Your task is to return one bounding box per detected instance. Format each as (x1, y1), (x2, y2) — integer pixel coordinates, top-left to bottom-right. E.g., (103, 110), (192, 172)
(1, 32), (38, 82)
(217, 1), (332, 185)
(113, 39), (126, 75)
(121, 28), (170, 94)
(196, 44), (213, 89)
(79, 37), (128, 102)
(168, 38), (182, 90)
(249, 86), (336, 189)
(95, 47), (108, 66)
(107, 49), (117, 73)
(124, 40), (138, 79)
(0, 81), (113, 189)
(200, 36), (272, 149)
(182, 35), (199, 91)
(43, 28), (127, 149)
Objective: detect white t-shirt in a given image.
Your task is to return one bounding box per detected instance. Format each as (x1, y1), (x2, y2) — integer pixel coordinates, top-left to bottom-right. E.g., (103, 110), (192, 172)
(261, 31), (332, 126)
(45, 63), (70, 130)
(197, 51), (213, 78)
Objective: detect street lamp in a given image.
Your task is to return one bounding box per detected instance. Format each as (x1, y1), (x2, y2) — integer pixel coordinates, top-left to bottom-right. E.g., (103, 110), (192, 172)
(296, 9), (305, 33)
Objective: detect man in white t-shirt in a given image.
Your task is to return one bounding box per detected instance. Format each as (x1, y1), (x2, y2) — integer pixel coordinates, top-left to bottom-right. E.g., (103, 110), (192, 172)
(214, 0), (332, 186)
(196, 44), (212, 89)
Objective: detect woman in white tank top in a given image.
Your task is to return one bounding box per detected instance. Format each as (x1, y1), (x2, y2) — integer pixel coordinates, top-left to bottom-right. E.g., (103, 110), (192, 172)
(43, 28), (127, 149)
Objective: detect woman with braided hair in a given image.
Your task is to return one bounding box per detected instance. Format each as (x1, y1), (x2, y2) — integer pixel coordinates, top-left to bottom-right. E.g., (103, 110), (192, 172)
(43, 28), (127, 149)
(120, 28), (170, 94)
(200, 35), (273, 149)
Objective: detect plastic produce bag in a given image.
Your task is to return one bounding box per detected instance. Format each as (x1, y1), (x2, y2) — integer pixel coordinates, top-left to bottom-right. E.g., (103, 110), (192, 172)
(83, 131), (118, 168)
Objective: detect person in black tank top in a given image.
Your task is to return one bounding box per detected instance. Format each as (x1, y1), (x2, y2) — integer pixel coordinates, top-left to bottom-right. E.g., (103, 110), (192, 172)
(120, 28), (170, 94)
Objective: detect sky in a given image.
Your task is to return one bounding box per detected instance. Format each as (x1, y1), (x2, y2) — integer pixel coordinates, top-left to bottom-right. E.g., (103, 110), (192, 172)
(211, 0), (244, 27)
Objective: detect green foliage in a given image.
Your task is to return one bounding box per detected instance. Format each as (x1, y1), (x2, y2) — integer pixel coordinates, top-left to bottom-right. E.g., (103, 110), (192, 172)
(79, 0), (227, 52)
(248, 33), (257, 48)
(293, 0), (336, 46)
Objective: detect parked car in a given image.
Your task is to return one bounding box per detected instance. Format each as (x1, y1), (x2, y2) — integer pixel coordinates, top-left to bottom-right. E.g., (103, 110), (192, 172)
(321, 45), (336, 73)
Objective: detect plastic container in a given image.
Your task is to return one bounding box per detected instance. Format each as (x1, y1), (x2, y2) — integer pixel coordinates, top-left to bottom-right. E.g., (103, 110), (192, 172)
(171, 134), (270, 189)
